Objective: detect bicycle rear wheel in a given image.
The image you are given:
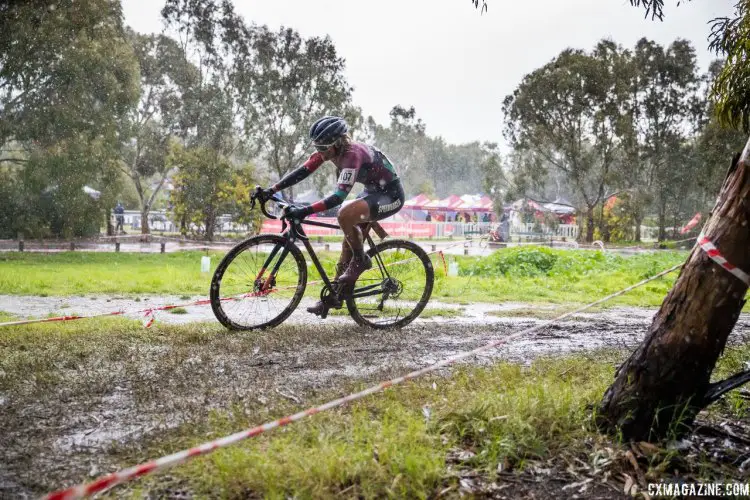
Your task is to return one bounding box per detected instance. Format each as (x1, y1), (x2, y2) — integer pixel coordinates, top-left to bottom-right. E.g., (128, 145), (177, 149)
(346, 239), (434, 329)
(210, 234), (307, 330)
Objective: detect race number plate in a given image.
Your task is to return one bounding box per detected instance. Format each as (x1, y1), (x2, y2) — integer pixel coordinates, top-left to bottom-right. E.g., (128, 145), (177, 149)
(338, 168), (356, 186)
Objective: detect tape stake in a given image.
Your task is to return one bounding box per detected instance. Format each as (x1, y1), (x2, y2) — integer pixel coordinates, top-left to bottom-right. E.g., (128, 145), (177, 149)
(438, 251), (448, 276)
(698, 233), (750, 286)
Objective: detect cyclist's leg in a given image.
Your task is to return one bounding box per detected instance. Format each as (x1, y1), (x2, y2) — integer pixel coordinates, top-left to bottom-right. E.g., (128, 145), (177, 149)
(338, 183), (404, 286)
(336, 238), (353, 280)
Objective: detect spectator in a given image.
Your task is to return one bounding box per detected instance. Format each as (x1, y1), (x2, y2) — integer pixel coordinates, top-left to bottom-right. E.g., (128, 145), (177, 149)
(114, 202), (125, 234)
(425, 212), (432, 222)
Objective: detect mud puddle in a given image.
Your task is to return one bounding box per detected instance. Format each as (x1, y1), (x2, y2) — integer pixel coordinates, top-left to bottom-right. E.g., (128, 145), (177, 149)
(2, 295), (750, 498)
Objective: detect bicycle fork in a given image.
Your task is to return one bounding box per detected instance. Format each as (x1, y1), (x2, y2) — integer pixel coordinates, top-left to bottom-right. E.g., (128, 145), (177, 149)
(255, 243), (291, 294)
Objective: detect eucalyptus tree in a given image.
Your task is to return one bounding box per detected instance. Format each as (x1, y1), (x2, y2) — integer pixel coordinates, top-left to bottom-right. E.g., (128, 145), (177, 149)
(503, 41), (624, 242)
(121, 30), (200, 234)
(237, 25), (359, 200)
(0, 0), (139, 237)
(366, 106), (432, 197)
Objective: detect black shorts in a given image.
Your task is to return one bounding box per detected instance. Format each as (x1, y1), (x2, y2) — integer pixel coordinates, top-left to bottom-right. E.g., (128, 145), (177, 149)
(357, 179), (405, 221)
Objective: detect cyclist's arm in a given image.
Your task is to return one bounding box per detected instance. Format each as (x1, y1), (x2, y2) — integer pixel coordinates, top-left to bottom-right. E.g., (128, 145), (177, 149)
(270, 153), (325, 193)
(304, 152), (361, 215)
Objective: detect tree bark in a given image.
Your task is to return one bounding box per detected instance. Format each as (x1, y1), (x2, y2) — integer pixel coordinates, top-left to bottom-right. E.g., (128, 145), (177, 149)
(585, 207), (595, 243)
(140, 206), (151, 235)
(657, 201), (667, 241)
(634, 215), (643, 243)
(596, 138), (750, 441)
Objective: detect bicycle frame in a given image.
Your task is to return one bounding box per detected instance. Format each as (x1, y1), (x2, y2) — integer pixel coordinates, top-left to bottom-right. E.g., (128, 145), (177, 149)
(261, 217), (392, 301)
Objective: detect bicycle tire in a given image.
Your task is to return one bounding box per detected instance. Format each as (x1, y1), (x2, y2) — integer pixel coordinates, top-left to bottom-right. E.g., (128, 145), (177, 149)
(346, 239), (434, 329)
(210, 234), (307, 330)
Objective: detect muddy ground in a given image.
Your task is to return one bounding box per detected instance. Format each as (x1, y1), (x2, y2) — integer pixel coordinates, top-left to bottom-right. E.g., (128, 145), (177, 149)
(2, 297), (750, 498)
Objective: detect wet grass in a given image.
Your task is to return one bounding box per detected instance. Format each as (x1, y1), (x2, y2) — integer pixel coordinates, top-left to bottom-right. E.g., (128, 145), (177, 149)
(107, 351), (619, 499)
(4, 315), (750, 498)
(433, 248), (697, 308)
(108, 344), (750, 499)
(0, 248), (692, 310)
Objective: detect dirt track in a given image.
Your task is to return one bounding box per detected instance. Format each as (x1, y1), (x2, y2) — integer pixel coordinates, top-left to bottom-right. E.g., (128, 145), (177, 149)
(2, 296), (750, 498)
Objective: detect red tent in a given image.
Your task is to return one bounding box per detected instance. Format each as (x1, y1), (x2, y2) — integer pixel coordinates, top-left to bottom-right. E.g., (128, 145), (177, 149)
(404, 193), (433, 209)
(455, 195), (494, 211)
(425, 195), (462, 211)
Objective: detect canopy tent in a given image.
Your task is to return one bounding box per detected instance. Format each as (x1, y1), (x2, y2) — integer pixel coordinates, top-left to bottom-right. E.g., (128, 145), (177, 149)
(423, 195), (463, 211)
(455, 195), (494, 211)
(404, 193), (433, 209)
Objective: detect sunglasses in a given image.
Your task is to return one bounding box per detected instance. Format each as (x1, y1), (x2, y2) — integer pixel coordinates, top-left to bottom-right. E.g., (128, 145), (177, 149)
(313, 142), (336, 152)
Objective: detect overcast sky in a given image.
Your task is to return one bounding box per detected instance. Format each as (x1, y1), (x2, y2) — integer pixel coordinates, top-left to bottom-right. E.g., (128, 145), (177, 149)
(122, 0), (733, 149)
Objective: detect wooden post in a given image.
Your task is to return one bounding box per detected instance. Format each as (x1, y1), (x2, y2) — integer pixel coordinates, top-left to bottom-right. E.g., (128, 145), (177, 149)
(115, 239), (120, 252)
(18, 232), (23, 252)
(160, 242), (166, 254)
(431, 244), (437, 252)
(324, 244), (330, 252)
(69, 241), (75, 251)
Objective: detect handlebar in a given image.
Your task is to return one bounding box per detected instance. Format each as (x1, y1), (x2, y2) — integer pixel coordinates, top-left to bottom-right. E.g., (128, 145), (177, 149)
(251, 186), (291, 220)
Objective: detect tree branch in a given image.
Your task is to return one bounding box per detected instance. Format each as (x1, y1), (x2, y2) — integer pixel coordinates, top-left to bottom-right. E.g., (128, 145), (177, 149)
(702, 368), (750, 406)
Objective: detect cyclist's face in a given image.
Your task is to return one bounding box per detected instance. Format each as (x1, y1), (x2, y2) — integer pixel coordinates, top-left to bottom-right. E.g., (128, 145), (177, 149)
(320, 143), (337, 160)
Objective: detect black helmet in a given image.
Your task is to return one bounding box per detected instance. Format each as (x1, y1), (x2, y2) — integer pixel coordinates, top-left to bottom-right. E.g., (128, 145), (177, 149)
(309, 116), (348, 147)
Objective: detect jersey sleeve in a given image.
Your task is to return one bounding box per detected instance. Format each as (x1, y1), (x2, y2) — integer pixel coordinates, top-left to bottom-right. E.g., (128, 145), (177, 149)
(271, 152), (325, 193)
(307, 150), (362, 214)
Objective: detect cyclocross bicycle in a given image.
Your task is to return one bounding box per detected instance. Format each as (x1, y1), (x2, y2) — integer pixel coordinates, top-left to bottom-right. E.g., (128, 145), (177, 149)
(210, 187), (435, 330)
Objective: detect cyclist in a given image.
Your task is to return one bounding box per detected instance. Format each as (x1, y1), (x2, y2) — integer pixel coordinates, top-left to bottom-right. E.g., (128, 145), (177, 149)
(259, 116), (404, 316)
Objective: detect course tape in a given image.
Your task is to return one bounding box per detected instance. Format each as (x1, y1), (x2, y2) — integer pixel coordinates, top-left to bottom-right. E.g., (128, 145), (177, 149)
(43, 263), (682, 500)
(698, 232), (750, 286)
(1, 243), (466, 329)
(2, 297), (227, 329)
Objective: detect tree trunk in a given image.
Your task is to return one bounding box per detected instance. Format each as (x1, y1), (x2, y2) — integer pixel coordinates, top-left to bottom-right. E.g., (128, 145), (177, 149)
(140, 207), (151, 235)
(585, 207), (595, 243)
(634, 215), (643, 243)
(596, 140), (750, 442)
(657, 199), (667, 241)
(205, 206), (215, 242)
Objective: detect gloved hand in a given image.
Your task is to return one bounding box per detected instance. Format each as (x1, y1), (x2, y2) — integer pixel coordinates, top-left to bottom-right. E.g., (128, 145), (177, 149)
(281, 205), (309, 222)
(257, 187), (275, 203)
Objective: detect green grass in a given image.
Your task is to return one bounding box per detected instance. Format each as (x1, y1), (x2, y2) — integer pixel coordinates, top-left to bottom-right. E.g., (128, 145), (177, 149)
(116, 352), (617, 499)
(0, 248), (688, 308)
(433, 247), (691, 308)
(108, 344), (750, 498)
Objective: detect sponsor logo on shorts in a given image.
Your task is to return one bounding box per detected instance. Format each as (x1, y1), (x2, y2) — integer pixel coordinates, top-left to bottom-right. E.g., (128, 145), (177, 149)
(378, 198), (401, 213)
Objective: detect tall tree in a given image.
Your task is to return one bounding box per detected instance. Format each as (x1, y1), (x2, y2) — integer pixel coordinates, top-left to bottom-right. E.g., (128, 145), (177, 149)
(503, 41), (623, 242)
(616, 38), (702, 241)
(592, 2), (750, 441)
(367, 106), (431, 196)
(121, 30), (199, 235)
(239, 26), (358, 200)
(0, 0), (139, 237)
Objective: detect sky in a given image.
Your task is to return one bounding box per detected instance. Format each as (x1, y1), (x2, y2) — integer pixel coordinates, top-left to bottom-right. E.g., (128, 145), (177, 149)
(122, 0), (734, 150)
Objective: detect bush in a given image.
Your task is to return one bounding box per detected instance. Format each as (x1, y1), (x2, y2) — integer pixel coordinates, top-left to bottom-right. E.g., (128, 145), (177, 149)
(460, 246), (622, 278)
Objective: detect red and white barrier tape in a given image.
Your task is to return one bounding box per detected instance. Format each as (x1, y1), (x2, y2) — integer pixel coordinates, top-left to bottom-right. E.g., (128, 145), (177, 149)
(698, 232), (750, 286)
(43, 262), (682, 500)
(0, 245), (459, 329)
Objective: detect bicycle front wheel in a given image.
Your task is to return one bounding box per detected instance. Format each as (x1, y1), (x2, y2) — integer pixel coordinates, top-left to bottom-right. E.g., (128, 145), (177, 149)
(346, 239), (434, 329)
(210, 234), (307, 330)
